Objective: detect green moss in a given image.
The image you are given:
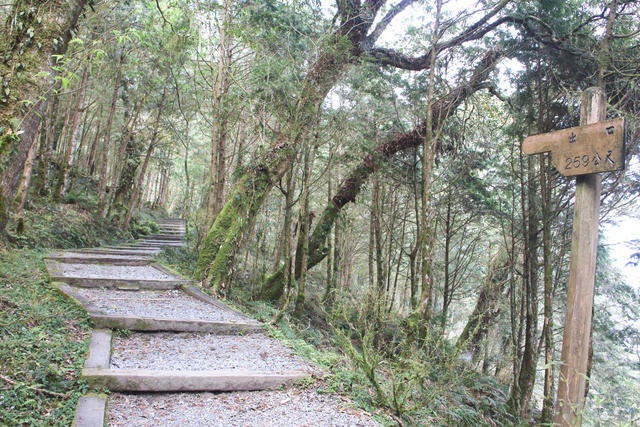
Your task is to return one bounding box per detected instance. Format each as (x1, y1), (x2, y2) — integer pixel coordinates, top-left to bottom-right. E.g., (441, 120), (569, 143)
(204, 215), (244, 292)
(261, 266), (286, 302)
(0, 193), (8, 228)
(0, 133), (15, 157)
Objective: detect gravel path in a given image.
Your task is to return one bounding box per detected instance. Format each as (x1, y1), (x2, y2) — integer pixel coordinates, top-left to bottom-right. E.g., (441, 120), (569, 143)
(110, 332), (317, 373)
(57, 252), (150, 260)
(72, 288), (247, 322)
(107, 389), (381, 426)
(60, 263), (174, 280)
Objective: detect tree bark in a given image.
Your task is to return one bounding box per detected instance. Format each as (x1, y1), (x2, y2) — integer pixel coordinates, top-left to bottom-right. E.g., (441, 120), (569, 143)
(293, 145), (316, 318)
(13, 132), (39, 216)
(507, 155), (540, 416)
(205, 0), (233, 229)
(456, 247), (510, 364)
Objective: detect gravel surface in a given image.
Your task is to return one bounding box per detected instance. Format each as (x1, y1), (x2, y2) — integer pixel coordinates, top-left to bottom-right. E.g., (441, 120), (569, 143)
(59, 263), (174, 280)
(107, 389), (381, 426)
(71, 288), (248, 322)
(90, 248), (162, 254)
(57, 252), (150, 260)
(110, 332), (316, 373)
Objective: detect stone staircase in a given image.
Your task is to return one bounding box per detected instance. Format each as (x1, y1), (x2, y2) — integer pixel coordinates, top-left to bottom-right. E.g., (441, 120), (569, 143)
(45, 220), (338, 427)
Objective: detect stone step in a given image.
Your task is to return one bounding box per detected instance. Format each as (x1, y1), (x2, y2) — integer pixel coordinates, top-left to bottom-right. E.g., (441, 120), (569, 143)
(55, 277), (190, 289)
(146, 234), (185, 240)
(91, 314), (261, 334)
(82, 330), (310, 392)
(84, 368), (309, 392)
(45, 260), (192, 290)
(138, 240), (184, 245)
(54, 283), (259, 333)
(45, 252), (153, 266)
(79, 248), (162, 256)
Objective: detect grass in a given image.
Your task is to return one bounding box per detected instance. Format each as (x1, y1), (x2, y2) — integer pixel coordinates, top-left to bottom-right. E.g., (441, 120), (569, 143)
(0, 192), (152, 425)
(0, 248), (92, 426)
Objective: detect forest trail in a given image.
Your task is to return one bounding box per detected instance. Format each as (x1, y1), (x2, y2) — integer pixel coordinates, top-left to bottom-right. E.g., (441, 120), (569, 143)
(44, 220), (378, 426)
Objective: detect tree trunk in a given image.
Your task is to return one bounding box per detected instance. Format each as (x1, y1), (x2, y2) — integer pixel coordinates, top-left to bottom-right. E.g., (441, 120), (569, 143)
(456, 247), (510, 364)
(55, 59), (91, 200)
(84, 110), (102, 176)
(323, 154), (334, 305)
(0, 0), (88, 233)
(508, 156), (540, 416)
(372, 174), (385, 295)
(122, 86), (167, 229)
(441, 194), (452, 331)
(109, 100), (143, 212)
(205, 0), (233, 229)
(416, 0), (443, 329)
(540, 152), (555, 424)
(33, 81), (61, 196)
(293, 146), (316, 318)
(98, 53), (124, 216)
(13, 132), (39, 225)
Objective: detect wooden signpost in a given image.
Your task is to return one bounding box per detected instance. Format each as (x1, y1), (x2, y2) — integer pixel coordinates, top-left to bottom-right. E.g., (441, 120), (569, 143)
(522, 87), (626, 426)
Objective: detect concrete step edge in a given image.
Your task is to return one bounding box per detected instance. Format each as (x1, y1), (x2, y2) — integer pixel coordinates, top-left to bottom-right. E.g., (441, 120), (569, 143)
(82, 368), (310, 392)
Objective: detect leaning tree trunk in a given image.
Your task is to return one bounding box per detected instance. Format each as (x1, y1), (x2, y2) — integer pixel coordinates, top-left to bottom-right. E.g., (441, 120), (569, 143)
(0, 0), (88, 233)
(12, 133), (38, 234)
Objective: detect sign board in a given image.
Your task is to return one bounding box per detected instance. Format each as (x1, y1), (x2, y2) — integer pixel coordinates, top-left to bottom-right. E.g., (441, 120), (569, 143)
(522, 117), (626, 177)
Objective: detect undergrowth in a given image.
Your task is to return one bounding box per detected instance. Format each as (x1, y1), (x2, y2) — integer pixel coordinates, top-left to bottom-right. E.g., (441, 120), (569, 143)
(0, 249), (92, 426)
(5, 193), (132, 249)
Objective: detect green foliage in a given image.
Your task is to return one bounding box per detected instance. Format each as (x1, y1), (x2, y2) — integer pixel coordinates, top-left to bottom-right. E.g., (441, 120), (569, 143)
(131, 219), (159, 239)
(5, 195), (131, 249)
(0, 249), (92, 426)
(328, 293), (514, 426)
(155, 245), (198, 278)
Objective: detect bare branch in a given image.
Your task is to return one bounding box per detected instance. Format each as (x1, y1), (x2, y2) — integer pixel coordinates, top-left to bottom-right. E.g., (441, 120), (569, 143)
(364, 0), (419, 48)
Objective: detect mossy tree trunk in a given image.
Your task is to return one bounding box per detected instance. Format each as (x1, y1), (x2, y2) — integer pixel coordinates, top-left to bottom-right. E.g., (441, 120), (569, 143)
(0, 0), (88, 234)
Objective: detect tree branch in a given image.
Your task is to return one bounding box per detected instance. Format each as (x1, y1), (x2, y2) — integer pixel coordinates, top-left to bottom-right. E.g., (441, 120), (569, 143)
(364, 0), (419, 48)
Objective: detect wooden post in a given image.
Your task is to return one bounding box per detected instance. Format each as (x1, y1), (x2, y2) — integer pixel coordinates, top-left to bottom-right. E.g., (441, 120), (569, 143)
(553, 87), (605, 426)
